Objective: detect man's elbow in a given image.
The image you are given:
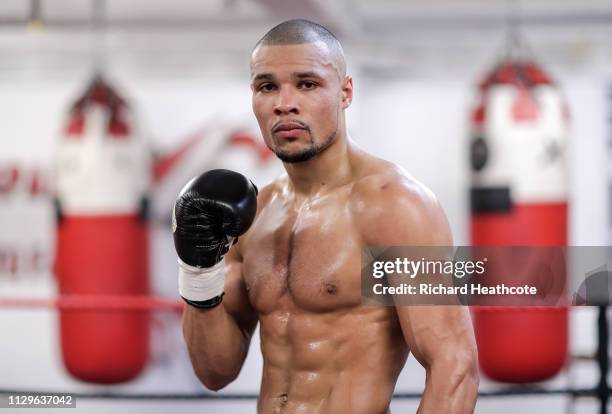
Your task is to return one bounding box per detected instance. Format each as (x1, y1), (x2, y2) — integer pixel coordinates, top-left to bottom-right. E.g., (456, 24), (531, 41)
(187, 348), (246, 391)
(196, 369), (239, 391)
(201, 377), (231, 392)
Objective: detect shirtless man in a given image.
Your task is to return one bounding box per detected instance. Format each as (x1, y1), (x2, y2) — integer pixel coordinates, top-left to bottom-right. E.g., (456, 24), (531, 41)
(174, 19), (479, 414)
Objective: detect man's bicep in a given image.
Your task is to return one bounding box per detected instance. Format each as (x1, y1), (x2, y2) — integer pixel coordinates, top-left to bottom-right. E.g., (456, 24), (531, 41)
(396, 305), (476, 368)
(223, 244), (258, 339)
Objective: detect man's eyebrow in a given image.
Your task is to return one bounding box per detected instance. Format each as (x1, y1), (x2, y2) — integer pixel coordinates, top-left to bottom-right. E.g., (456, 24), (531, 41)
(294, 71), (323, 79)
(252, 73), (275, 82)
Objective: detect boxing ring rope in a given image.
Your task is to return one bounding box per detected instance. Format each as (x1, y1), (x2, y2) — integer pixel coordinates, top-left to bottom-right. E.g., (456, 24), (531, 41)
(0, 295), (608, 407)
(0, 296), (577, 313)
(0, 295), (184, 312)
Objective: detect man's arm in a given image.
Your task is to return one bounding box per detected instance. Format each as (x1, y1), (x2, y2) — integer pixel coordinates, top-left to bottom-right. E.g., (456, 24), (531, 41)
(182, 241), (258, 391)
(398, 305), (477, 413)
(174, 170), (259, 391)
(355, 171), (479, 413)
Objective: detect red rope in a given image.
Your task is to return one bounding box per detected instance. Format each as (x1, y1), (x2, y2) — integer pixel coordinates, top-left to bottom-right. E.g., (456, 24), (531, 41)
(0, 295), (184, 312)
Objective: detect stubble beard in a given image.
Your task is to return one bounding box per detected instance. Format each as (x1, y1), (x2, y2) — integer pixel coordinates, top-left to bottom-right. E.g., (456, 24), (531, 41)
(271, 126), (338, 164)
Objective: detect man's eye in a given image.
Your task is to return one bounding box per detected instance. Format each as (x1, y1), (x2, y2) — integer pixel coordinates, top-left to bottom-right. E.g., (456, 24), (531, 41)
(300, 81), (317, 90)
(259, 83), (276, 92)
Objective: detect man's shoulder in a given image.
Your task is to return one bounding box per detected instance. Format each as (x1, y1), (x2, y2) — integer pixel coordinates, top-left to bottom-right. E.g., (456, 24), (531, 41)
(349, 159), (450, 246)
(349, 160), (437, 212)
(254, 174), (289, 208)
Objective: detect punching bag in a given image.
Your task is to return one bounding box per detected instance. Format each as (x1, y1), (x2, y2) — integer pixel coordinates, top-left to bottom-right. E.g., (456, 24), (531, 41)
(55, 76), (151, 383)
(469, 59), (569, 382)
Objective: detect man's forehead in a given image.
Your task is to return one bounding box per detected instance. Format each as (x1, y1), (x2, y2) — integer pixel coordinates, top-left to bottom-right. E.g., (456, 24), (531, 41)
(250, 41), (340, 76)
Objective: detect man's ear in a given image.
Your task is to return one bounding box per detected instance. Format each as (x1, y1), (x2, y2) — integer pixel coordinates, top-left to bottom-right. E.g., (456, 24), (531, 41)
(341, 76), (353, 109)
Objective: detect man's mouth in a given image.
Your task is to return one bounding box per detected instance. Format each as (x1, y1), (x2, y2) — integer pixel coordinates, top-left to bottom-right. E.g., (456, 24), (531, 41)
(272, 122), (307, 139)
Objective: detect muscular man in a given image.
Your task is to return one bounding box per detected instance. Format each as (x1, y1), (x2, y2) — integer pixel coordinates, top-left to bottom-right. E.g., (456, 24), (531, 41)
(176, 19), (479, 414)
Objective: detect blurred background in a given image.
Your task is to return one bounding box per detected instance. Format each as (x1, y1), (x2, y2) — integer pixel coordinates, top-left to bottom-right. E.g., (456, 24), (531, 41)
(0, 0), (611, 412)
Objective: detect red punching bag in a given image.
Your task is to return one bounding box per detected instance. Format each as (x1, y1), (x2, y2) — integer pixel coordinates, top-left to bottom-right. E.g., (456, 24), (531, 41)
(469, 59), (569, 382)
(55, 76), (151, 383)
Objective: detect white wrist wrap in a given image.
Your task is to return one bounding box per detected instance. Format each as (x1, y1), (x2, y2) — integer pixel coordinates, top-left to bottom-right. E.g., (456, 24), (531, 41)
(178, 259), (225, 302)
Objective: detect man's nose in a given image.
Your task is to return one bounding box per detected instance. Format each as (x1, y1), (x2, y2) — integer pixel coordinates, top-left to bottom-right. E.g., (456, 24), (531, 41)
(274, 86), (299, 115)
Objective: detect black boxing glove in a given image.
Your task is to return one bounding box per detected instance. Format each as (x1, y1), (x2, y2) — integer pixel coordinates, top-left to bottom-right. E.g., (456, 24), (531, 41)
(173, 169), (257, 308)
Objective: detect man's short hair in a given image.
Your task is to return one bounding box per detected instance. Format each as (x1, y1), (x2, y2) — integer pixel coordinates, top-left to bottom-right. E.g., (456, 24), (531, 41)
(255, 19), (339, 48)
(253, 19), (346, 77)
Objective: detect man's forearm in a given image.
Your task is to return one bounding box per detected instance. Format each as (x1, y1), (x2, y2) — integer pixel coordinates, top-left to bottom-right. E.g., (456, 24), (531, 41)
(417, 360), (479, 413)
(182, 303), (251, 390)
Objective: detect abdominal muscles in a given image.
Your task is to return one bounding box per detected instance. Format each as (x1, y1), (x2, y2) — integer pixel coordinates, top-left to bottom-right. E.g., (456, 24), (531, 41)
(256, 305), (408, 414)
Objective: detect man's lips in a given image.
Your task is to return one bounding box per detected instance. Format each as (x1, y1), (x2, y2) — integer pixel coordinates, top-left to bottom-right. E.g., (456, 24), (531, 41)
(272, 122), (307, 139)
(273, 122), (306, 132)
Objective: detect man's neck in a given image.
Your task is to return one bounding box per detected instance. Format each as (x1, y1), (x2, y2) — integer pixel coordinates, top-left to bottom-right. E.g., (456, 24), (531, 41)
(284, 135), (354, 200)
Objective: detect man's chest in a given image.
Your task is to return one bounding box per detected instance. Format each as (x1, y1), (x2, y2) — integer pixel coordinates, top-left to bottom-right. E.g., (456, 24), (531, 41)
(241, 194), (363, 313)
